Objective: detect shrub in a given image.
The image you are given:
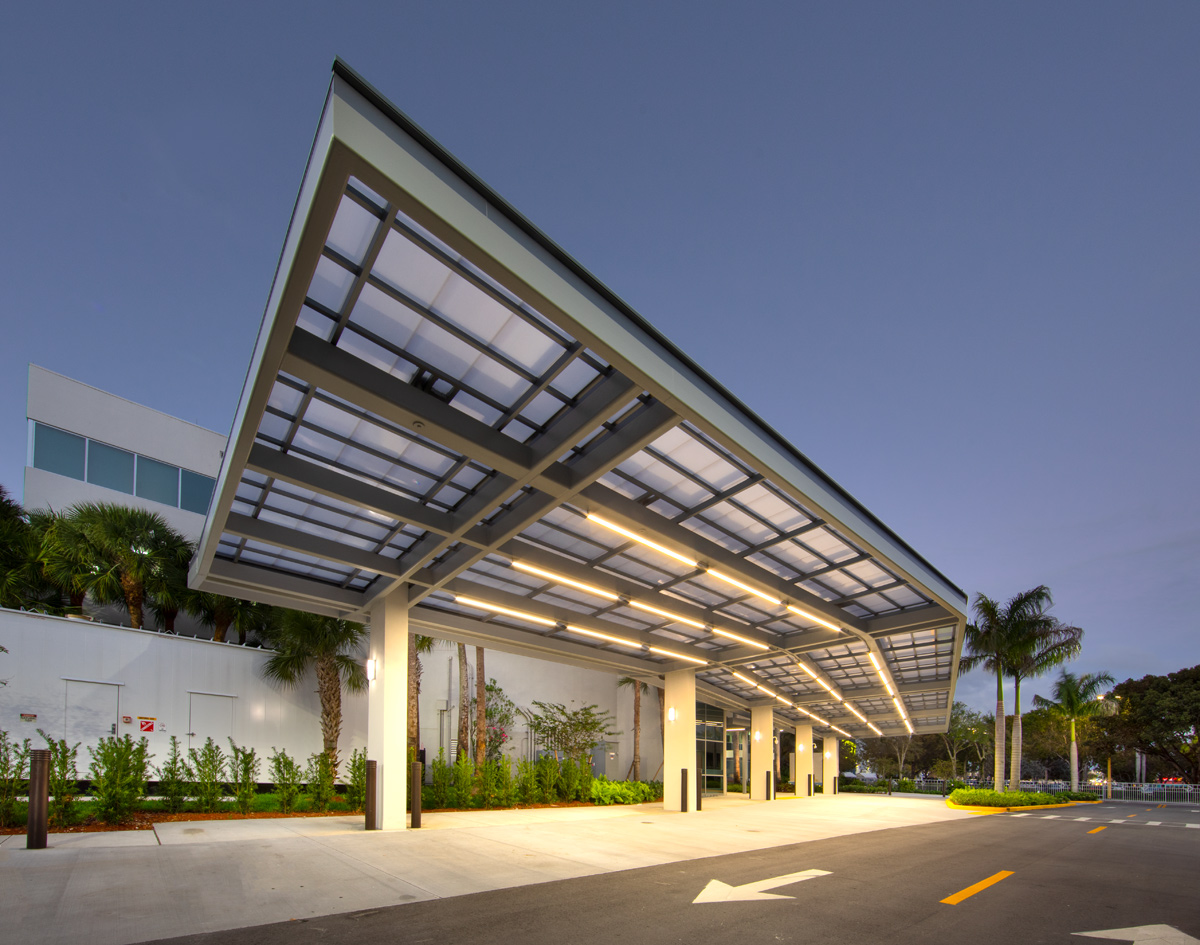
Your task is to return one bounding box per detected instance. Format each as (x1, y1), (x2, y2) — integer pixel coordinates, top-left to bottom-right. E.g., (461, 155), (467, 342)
(590, 777), (662, 805)
(269, 748), (303, 814)
(478, 758), (504, 808)
(534, 754), (558, 803)
(37, 729), (80, 826)
(304, 752), (336, 812)
(497, 756), (517, 807)
(156, 736), (192, 813)
(895, 778), (917, 793)
(841, 780), (888, 794)
(0, 730), (31, 827)
(227, 740), (260, 815)
(89, 735), (152, 824)
(948, 788), (1075, 807)
(344, 747), (367, 812)
(1059, 790), (1099, 801)
(515, 758), (537, 805)
(560, 756), (580, 801)
(428, 749), (451, 809)
(575, 757), (593, 802)
(450, 750), (474, 809)
(188, 737), (228, 812)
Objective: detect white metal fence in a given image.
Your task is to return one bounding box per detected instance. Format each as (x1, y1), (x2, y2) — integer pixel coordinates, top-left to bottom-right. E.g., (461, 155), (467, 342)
(909, 778), (1200, 804)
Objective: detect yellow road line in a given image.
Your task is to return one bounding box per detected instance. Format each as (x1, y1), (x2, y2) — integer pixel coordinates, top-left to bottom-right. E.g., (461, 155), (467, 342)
(941, 871), (1014, 905)
(1088, 826), (1107, 834)
(1127, 814), (1138, 818)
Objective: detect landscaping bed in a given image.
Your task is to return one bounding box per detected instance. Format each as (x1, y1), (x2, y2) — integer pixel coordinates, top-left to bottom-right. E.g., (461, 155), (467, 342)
(947, 787), (1099, 810)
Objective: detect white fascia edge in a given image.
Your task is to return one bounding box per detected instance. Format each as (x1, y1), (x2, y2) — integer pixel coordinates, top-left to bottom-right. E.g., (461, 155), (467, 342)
(325, 78), (965, 617)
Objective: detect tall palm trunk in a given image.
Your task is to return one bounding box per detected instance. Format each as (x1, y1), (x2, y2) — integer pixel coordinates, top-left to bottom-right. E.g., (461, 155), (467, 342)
(993, 671), (1006, 790)
(408, 633), (421, 754)
(456, 643), (469, 762)
(1069, 718), (1079, 792)
(315, 655), (342, 770)
(120, 574), (145, 629)
(475, 647), (486, 767)
(631, 683), (641, 781)
(1009, 677), (1024, 792)
(658, 686), (665, 747)
(212, 615), (232, 643)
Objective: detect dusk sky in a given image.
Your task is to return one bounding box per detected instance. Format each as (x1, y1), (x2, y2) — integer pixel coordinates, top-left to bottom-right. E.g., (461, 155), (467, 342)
(2, 3), (1196, 713)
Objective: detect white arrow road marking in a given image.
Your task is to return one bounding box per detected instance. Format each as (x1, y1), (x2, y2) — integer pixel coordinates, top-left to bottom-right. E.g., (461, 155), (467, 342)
(1074, 924), (1200, 945)
(693, 869), (831, 903)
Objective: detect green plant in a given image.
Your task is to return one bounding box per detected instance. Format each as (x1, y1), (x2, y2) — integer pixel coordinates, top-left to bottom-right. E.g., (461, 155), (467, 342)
(470, 679), (517, 762)
(427, 749), (451, 809)
(269, 748), (303, 813)
(450, 749), (474, 809)
(590, 777), (662, 805)
(896, 777), (917, 793)
(88, 734), (152, 824)
(188, 737), (228, 813)
(948, 788), (1071, 807)
(37, 729), (79, 826)
(304, 752), (336, 811)
(534, 754), (558, 802)
(227, 740), (260, 814)
(478, 758), (503, 808)
(156, 736), (192, 813)
(528, 701), (618, 762)
(344, 747), (367, 812)
(0, 730), (31, 827)
(516, 758), (537, 805)
(560, 756), (580, 801)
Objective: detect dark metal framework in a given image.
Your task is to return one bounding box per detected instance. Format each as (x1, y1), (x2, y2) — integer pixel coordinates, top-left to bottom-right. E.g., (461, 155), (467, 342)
(192, 61), (967, 740)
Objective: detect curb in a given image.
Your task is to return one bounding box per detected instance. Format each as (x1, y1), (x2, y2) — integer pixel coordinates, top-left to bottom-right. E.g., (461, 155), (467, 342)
(945, 799), (1091, 813)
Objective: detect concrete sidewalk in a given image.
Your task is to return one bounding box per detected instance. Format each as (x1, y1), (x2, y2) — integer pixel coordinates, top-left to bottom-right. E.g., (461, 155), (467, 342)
(1, 794), (977, 945)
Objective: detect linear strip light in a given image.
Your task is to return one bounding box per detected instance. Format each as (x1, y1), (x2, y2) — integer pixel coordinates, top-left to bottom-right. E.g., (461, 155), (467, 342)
(785, 604), (842, 632)
(775, 694), (793, 706)
(844, 703), (867, 723)
(829, 725), (851, 738)
(585, 513), (698, 567)
(891, 697), (909, 720)
(732, 672), (756, 686)
(709, 627), (771, 651)
(648, 646), (708, 666)
(511, 561), (619, 600)
(756, 684), (776, 696)
(809, 712), (830, 726)
(815, 678), (843, 701)
(455, 596), (557, 627)
(564, 625), (642, 650)
(629, 600), (705, 629)
(903, 719), (914, 734)
(869, 651), (896, 696)
(867, 723), (882, 736)
(705, 569), (782, 607)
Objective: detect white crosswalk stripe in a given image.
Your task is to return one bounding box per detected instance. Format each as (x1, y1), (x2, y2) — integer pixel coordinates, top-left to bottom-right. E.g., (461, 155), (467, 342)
(1186, 824), (1199, 829)
(1074, 817), (1092, 821)
(1041, 815), (1061, 819)
(1012, 813), (1031, 818)
(1147, 821), (1162, 826)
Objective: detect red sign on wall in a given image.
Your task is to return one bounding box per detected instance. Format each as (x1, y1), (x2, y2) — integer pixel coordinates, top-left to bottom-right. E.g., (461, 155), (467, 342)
(139, 718), (155, 732)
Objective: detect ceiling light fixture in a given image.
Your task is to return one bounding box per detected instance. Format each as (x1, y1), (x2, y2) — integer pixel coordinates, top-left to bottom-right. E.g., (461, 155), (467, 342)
(564, 625), (642, 649)
(784, 604), (841, 632)
(455, 596), (557, 627)
(705, 568), (782, 607)
(511, 560), (619, 600)
(732, 672), (756, 686)
(629, 600), (705, 629)
(585, 513), (698, 567)
(710, 627), (770, 651)
(649, 646), (708, 666)
(868, 723), (882, 736)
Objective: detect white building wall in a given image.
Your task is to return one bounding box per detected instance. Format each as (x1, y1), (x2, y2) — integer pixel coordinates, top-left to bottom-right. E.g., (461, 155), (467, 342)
(0, 608), (366, 777)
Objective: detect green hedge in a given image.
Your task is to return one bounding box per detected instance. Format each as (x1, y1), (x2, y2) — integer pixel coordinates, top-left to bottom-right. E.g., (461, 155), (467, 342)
(948, 788), (1081, 807)
(590, 777), (664, 806)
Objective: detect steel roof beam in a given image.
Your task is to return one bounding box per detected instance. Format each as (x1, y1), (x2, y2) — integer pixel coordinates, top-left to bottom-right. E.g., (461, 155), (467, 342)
(206, 557), (366, 612)
(223, 512), (409, 580)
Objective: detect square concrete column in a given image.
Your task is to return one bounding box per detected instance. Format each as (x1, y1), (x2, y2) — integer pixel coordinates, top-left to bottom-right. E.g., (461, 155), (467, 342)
(822, 735), (840, 796)
(750, 705), (775, 801)
(794, 723), (813, 797)
(662, 669), (696, 813)
(367, 585), (409, 829)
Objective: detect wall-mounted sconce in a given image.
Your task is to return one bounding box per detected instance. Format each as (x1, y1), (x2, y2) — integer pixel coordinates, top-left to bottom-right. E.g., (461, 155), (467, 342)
(824, 750), (831, 759)
(754, 730), (762, 742)
(365, 658), (377, 681)
(797, 743), (805, 752)
(667, 706), (677, 722)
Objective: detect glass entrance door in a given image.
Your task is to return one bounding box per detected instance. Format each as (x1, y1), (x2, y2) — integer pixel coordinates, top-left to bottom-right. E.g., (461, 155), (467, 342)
(696, 701), (725, 796)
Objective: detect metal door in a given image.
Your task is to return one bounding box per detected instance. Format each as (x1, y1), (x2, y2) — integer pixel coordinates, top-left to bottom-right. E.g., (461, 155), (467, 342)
(187, 692), (235, 750)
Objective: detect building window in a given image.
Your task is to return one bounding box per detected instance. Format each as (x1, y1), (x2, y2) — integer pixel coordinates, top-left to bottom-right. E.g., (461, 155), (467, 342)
(86, 441), (135, 495)
(30, 422), (216, 516)
(180, 468), (216, 515)
(33, 424), (86, 481)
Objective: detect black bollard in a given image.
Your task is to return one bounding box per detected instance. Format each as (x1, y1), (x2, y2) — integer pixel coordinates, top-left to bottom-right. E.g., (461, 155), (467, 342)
(807, 773), (813, 797)
(365, 760), (378, 830)
(766, 770), (773, 801)
(681, 768), (689, 813)
(696, 772), (702, 812)
(27, 749), (50, 849)
(410, 761), (422, 829)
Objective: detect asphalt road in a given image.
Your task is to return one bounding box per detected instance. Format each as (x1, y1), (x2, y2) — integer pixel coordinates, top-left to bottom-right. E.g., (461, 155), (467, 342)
(142, 800), (1200, 945)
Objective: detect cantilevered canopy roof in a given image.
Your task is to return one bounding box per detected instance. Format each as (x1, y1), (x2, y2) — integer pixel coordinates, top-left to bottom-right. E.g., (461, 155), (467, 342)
(192, 61), (967, 739)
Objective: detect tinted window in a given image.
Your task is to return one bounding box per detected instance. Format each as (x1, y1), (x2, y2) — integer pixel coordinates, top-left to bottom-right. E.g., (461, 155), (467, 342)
(33, 424), (86, 480)
(87, 441), (135, 494)
(180, 469), (216, 515)
(135, 455), (179, 506)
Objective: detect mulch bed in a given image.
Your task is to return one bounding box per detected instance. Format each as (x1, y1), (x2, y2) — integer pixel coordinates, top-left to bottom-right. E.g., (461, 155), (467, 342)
(0, 799), (601, 835)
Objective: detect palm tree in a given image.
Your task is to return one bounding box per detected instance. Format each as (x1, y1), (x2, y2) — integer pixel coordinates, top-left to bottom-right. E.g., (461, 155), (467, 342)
(0, 493), (61, 612)
(618, 676), (651, 780)
(194, 593), (271, 643)
(456, 642), (470, 761)
(61, 503), (192, 629)
(408, 633), (436, 755)
(1033, 670), (1114, 791)
(34, 508), (97, 614)
(474, 646), (486, 768)
(1005, 599), (1082, 791)
(261, 609), (368, 769)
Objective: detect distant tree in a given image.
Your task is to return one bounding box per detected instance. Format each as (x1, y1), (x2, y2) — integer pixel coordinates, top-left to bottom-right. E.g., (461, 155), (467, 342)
(456, 643), (470, 761)
(470, 679), (517, 762)
(474, 646), (486, 768)
(1033, 670), (1116, 790)
(939, 702), (980, 780)
(1104, 666), (1200, 784)
(407, 634), (436, 755)
(194, 593), (271, 644)
(529, 701), (618, 762)
(260, 610), (368, 769)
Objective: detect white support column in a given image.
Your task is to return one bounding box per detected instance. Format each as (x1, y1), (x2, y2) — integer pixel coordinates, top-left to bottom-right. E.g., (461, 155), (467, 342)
(822, 735), (840, 796)
(367, 585), (409, 829)
(750, 705), (775, 801)
(663, 668), (696, 813)
(794, 723), (814, 797)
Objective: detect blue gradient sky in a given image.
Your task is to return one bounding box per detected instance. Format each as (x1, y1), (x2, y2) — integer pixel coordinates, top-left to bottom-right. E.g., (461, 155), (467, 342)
(2, 2), (1196, 712)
